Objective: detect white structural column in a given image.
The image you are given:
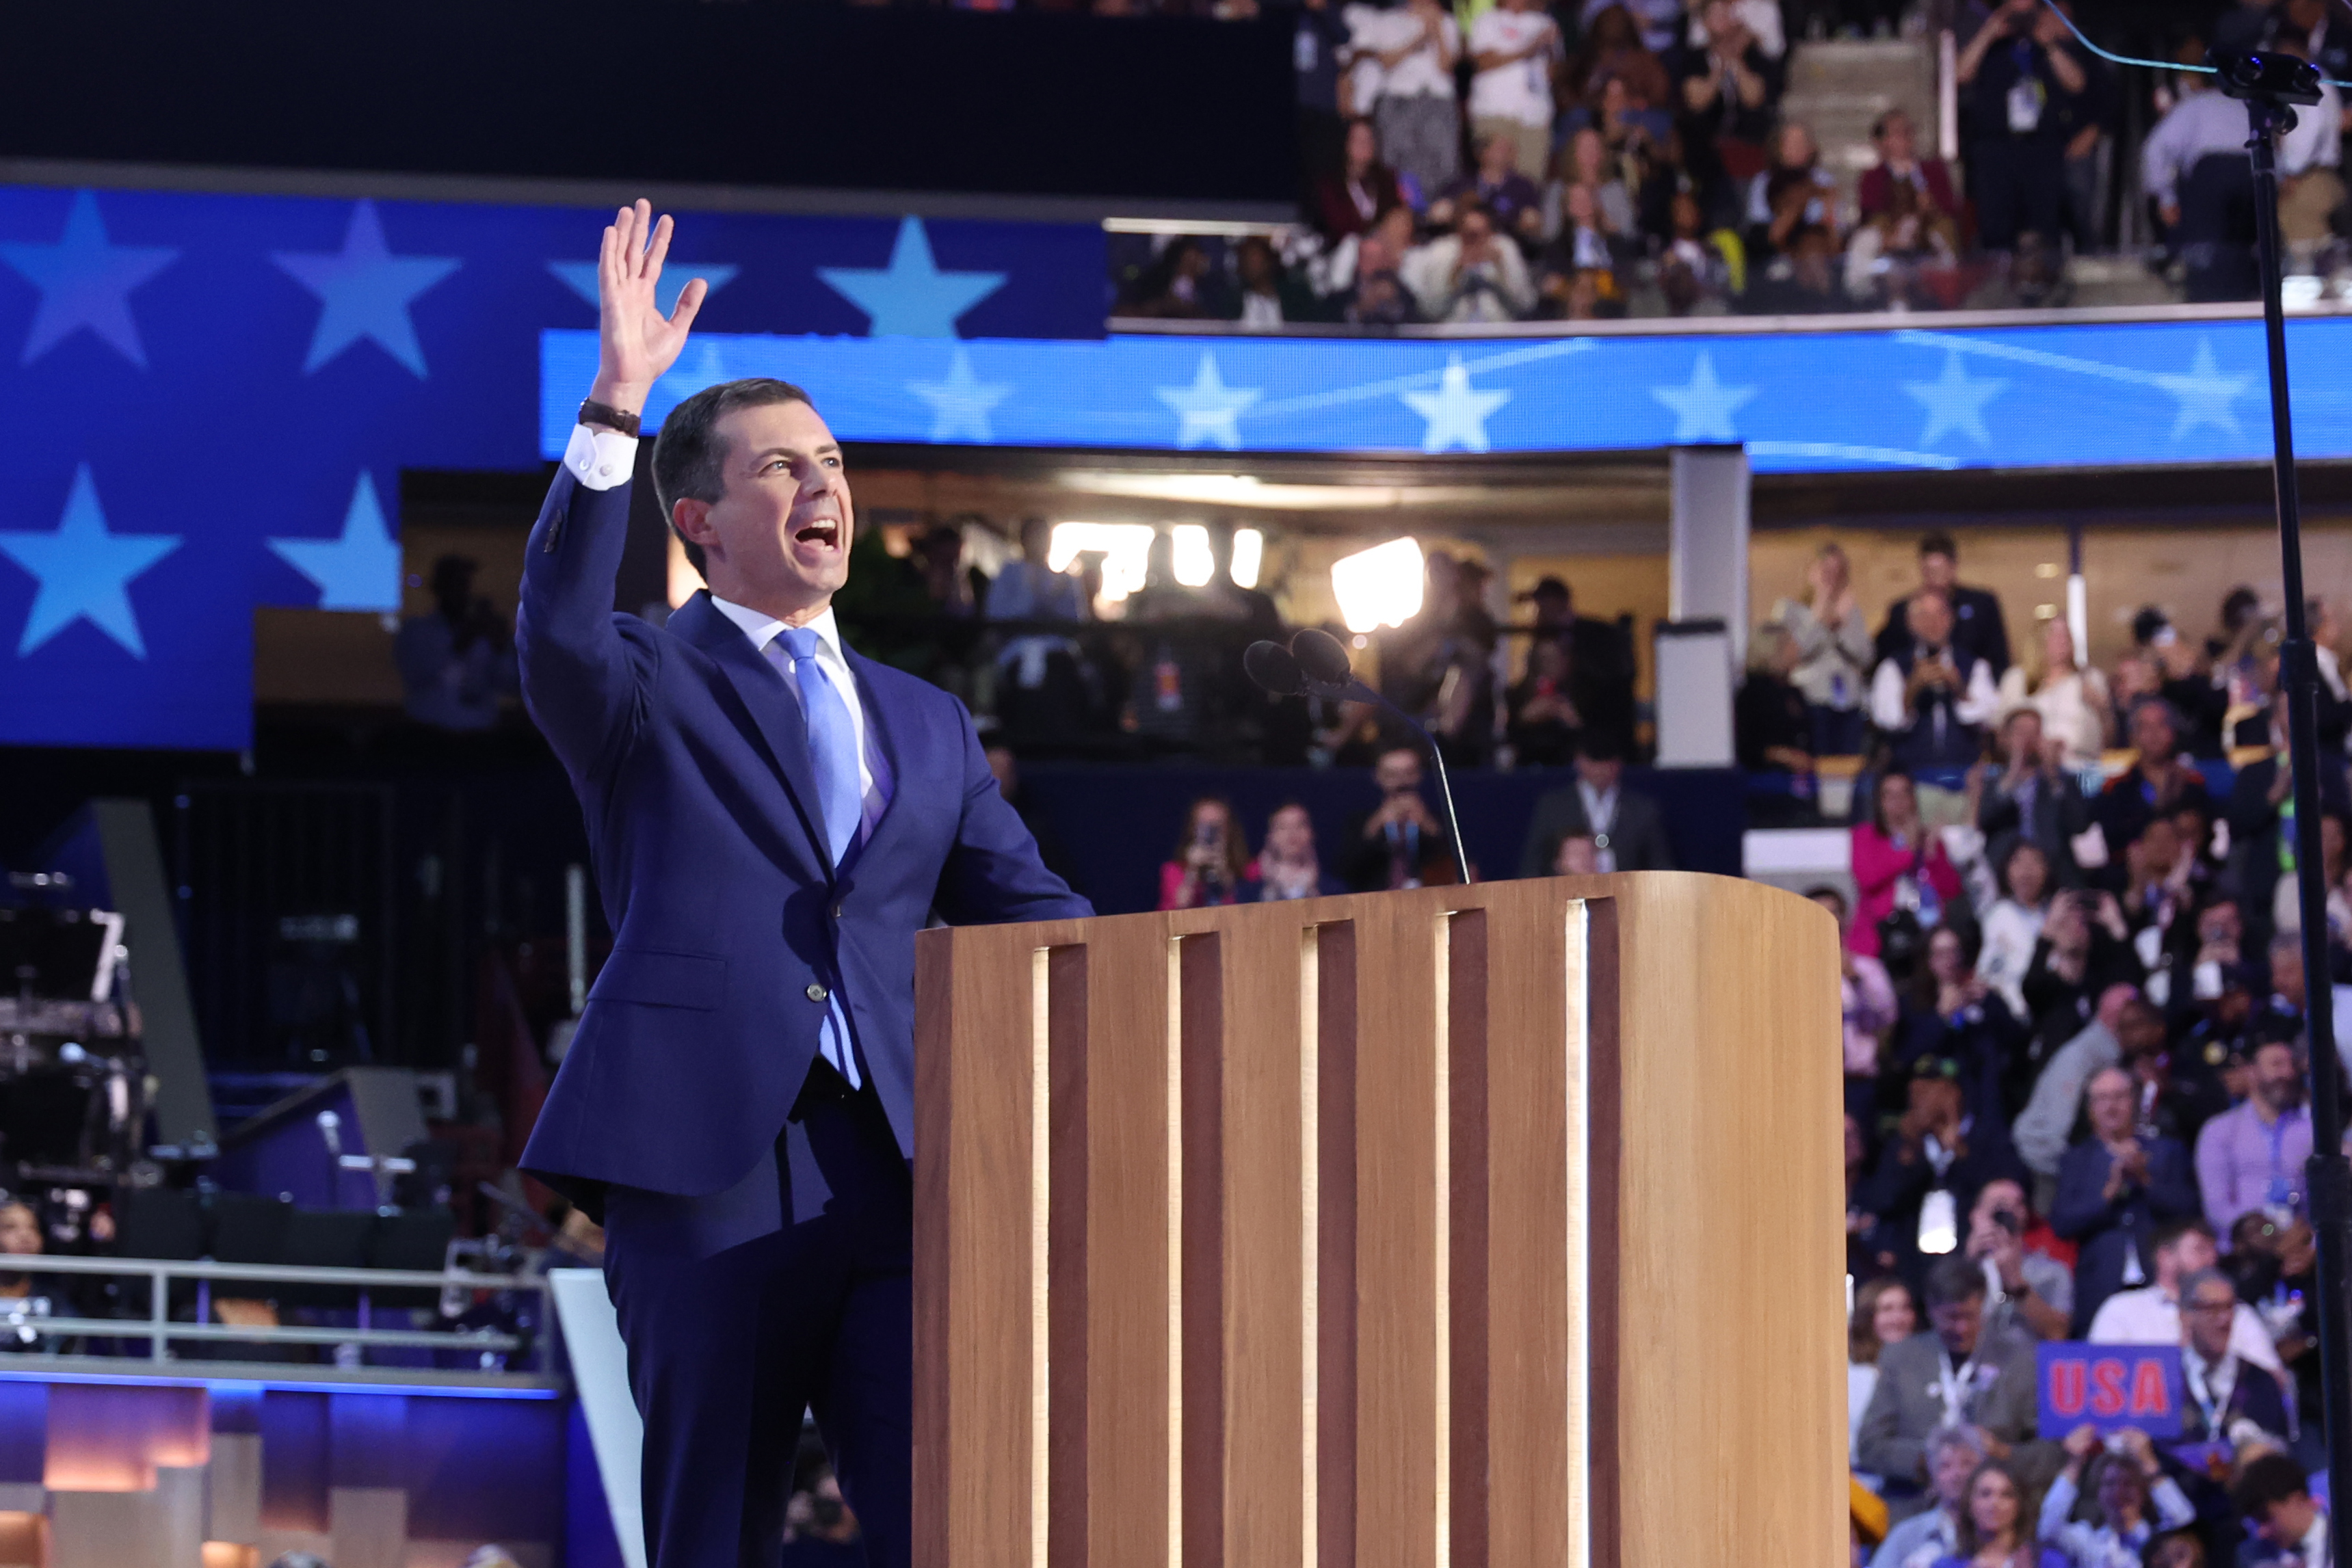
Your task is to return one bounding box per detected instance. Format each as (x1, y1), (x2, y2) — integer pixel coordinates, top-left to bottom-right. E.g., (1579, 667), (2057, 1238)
(1667, 445), (1751, 663)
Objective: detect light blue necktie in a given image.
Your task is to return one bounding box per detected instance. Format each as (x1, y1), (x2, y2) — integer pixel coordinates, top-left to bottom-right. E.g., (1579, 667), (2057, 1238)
(771, 626), (863, 1087)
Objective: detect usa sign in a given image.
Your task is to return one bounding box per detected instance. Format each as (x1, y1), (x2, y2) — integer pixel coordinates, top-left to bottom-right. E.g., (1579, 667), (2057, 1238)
(2036, 1343), (2184, 1439)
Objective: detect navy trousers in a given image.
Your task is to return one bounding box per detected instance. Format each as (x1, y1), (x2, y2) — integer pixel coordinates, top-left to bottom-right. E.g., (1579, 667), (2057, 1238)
(603, 1066), (914, 1568)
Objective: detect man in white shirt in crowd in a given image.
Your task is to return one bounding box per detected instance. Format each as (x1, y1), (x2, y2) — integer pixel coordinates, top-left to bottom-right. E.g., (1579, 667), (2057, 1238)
(1871, 589), (2000, 825)
(1466, 0), (1562, 180)
(2087, 1217), (2286, 1379)
(1401, 198), (1535, 322)
(2274, 29), (2345, 263)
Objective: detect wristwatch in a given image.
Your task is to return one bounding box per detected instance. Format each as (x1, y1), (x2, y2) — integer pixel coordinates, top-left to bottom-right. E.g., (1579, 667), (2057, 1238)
(579, 398), (642, 438)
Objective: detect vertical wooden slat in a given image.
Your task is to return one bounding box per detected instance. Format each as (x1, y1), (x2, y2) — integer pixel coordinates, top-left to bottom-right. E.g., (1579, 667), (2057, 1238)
(1219, 907), (1310, 1567)
(1316, 922), (1359, 1568)
(1583, 900), (1621, 1568)
(1178, 934), (1225, 1568)
(1447, 908), (1490, 1568)
(1047, 944), (1090, 1568)
(1083, 918), (1178, 1568)
(1353, 894), (1444, 1568)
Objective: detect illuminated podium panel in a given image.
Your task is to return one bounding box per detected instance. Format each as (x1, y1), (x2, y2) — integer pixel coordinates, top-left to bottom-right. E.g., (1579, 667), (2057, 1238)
(912, 873), (1845, 1568)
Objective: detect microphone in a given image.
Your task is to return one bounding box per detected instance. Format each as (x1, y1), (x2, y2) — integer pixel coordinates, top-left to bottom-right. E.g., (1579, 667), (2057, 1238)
(1245, 629), (1471, 886)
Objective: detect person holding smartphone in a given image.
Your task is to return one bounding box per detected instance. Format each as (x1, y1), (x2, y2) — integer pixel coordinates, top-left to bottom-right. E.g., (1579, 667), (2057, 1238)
(1159, 796), (1254, 910)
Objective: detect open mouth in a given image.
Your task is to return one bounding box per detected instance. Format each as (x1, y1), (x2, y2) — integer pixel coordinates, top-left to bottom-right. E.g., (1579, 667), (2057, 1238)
(794, 518), (841, 549)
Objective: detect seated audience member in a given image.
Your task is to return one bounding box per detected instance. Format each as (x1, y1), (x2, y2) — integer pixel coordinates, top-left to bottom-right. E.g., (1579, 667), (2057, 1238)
(2013, 983), (2135, 1180)
(1344, 745), (1453, 892)
(0, 1201), (58, 1353)
(1934, 1460), (2067, 1568)
(2113, 992), (2229, 1152)
(1888, 925), (2017, 1129)
(2052, 1065), (2199, 1333)
(1859, 108), (1961, 224)
(1875, 533), (2013, 679)
(1979, 841), (2056, 1023)
(1546, 125), (1639, 243)
(1429, 133), (1546, 244)
(1773, 541), (1875, 758)
(1465, 0), (1563, 182)
(2228, 1454), (2327, 1568)
(394, 553), (518, 732)
(1160, 796), (1254, 911)
(1552, 832), (1601, 875)
(2174, 1266), (2291, 1450)
(1535, 183), (1634, 310)
(2087, 1219), (2284, 1379)
(2272, 808), (2350, 940)
(1524, 576), (1637, 754)
(1518, 738), (1674, 877)
(1229, 235), (1311, 329)
(1737, 622), (1814, 778)
(1659, 188), (1743, 315)
(1506, 637), (1584, 767)
(2039, 1426), (2197, 1568)
(1747, 120), (1841, 262)
(1123, 236), (1229, 319)
(1860, 1057), (2029, 1293)
(1816, 885), (1900, 1083)
(1401, 198), (1535, 322)
(1872, 591), (2001, 805)
(1858, 1255), (2044, 1524)
(1999, 617), (2112, 771)
(1979, 708), (2088, 887)
(1244, 803), (1346, 901)
(2115, 608), (2226, 761)
(1844, 172), (1963, 310)
(2193, 1038), (2311, 1242)
(1874, 1431), (1987, 1568)
(1338, 207), (1421, 325)
(1967, 1178), (2074, 1342)
(1853, 1276), (1920, 1478)
(2093, 702), (2215, 878)
(1314, 117), (1406, 241)
(1850, 771), (1964, 965)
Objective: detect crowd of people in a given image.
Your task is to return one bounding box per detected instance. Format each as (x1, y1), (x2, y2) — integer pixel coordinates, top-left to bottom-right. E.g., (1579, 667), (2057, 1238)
(1103, 0), (2346, 323)
(1807, 546), (2352, 1563)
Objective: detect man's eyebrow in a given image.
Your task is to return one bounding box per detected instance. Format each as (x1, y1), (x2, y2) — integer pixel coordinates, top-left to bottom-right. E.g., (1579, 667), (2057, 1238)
(745, 442), (841, 464)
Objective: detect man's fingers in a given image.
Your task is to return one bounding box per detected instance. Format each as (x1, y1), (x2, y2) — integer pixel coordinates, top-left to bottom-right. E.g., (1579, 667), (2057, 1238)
(643, 214), (676, 281)
(670, 275), (709, 332)
(598, 223), (619, 293)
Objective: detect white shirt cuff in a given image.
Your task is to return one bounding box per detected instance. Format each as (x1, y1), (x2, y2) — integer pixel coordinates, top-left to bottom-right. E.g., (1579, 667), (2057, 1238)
(563, 424), (639, 492)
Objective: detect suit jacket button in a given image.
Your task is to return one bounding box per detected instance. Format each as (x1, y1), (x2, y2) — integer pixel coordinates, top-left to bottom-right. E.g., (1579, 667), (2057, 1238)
(806, 983), (828, 1003)
(832, 903), (844, 920)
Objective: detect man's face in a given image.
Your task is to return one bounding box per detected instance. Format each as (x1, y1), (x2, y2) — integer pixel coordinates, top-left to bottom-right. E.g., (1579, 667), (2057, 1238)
(1929, 1292), (1983, 1357)
(2115, 1002), (2166, 1061)
(2086, 1068), (2136, 1141)
(1919, 550), (1957, 595)
(1910, 1075), (1962, 1128)
(1375, 749), (1423, 797)
(2272, 946), (2305, 1009)
(1907, 591), (1954, 648)
(2182, 1279), (2237, 1360)
(2130, 704), (2178, 762)
(0, 1205), (37, 1258)
(1878, 113), (1918, 163)
(2259, 1496), (2321, 1547)
(2002, 710), (2043, 766)
(1576, 754), (1622, 793)
(1931, 1441), (1981, 1507)
(1972, 1178), (2025, 1232)
(1458, 210), (1495, 252)
(2254, 1042), (2303, 1108)
(675, 400), (853, 610)
(2158, 1230), (2218, 1289)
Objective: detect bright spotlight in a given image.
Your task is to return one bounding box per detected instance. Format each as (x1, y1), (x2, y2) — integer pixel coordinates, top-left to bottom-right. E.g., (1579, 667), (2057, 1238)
(1048, 522), (1154, 603)
(1230, 528), (1263, 589)
(1172, 524), (1215, 588)
(1330, 537), (1425, 634)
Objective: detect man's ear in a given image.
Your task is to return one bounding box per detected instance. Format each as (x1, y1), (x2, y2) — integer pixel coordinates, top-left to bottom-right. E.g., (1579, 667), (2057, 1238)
(673, 496), (715, 555)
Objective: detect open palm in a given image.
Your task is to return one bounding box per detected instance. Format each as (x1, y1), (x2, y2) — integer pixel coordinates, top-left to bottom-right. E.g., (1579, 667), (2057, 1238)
(595, 200), (707, 403)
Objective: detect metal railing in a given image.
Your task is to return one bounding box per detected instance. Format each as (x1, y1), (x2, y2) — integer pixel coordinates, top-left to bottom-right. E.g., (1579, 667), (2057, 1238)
(0, 1252), (555, 1385)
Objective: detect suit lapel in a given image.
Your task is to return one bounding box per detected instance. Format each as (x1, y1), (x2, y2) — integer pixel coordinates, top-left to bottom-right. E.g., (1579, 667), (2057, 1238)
(669, 593), (830, 877)
(844, 647), (908, 870)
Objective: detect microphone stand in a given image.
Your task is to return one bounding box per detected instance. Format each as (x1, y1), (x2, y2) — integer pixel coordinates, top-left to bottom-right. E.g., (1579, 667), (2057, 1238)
(2221, 52), (2352, 1532)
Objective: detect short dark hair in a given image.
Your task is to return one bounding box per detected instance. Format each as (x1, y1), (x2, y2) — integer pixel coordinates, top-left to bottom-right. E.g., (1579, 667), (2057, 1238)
(2229, 1452), (2311, 1519)
(1924, 1253), (1987, 1308)
(1918, 531), (1958, 561)
(2154, 1216), (2215, 1255)
(650, 377), (817, 579)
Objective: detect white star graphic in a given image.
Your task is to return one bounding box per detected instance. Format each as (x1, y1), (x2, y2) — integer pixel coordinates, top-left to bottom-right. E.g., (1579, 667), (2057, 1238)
(908, 348), (1012, 442)
(1650, 351), (1757, 443)
(1903, 349), (2009, 447)
(272, 201), (462, 377)
(268, 473), (403, 612)
(2154, 337), (2256, 441)
(816, 217), (1006, 338)
(0, 190), (179, 368)
(1400, 354), (1511, 453)
(0, 465), (181, 657)
(1154, 353), (1263, 450)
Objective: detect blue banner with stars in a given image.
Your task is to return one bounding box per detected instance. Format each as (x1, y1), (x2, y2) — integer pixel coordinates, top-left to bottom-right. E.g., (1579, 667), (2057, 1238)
(0, 183), (1104, 750)
(538, 317), (2352, 472)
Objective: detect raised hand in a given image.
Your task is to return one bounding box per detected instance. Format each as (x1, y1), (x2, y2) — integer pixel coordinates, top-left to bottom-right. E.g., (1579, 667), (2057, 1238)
(590, 200), (709, 415)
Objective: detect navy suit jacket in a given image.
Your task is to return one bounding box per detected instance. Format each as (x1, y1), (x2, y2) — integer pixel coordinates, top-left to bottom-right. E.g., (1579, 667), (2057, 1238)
(514, 468), (1090, 1206)
(2048, 1134), (2199, 1332)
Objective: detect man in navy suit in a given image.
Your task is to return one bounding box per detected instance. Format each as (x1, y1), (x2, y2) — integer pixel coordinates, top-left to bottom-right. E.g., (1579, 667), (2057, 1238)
(516, 202), (1090, 1567)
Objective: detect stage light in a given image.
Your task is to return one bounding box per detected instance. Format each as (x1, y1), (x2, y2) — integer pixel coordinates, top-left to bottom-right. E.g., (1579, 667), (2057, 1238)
(1230, 528), (1263, 589)
(1048, 522), (1154, 604)
(1330, 537), (1425, 634)
(1172, 525), (1214, 587)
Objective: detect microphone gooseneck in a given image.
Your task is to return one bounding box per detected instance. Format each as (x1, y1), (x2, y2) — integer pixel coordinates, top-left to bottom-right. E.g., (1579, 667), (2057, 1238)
(1277, 631), (1472, 886)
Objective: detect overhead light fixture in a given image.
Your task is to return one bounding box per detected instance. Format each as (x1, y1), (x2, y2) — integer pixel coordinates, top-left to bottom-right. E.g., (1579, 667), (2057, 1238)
(1172, 524), (1215, 588)
(1330, 537), (1424, 634)
(1048, 522), (1154, 604)
(1230, 528), (1264, 589)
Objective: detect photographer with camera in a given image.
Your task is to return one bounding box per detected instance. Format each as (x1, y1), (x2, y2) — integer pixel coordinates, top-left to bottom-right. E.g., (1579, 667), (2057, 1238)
(1968, 1178), (2073, 1342)
(1159, 796), (1255, 911)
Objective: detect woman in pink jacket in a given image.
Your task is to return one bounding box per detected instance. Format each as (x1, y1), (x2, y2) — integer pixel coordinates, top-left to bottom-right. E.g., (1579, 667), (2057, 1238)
(1849, 769), (1962, 959)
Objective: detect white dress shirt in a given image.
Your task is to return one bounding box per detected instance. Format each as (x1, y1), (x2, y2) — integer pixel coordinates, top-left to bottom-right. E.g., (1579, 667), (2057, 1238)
(2087, 1285), (2285, 1377)
(708, 597), (892, 846)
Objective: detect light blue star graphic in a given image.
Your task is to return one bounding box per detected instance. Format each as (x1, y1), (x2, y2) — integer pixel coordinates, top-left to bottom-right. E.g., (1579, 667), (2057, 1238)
(268, 473), (402, 612)
(1400, 354), (1511, 453)
(909, 348), (1013, 442)
(1650, 351), (1757, 443)
(816, 217), (1005, 338)
(1154, 353), (1263, 450)
(546, 258), (739, 317)
(0, 465), (180, 658)
(0, 190), (179, 367)
(2154, 337), (2256, 441)
(272, 201), (462, 377)
(1903, 349), (2008, 447)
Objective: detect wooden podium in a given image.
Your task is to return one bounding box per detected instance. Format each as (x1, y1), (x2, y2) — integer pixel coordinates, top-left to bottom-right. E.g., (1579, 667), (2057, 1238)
(912, 872), (1844, 1568)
